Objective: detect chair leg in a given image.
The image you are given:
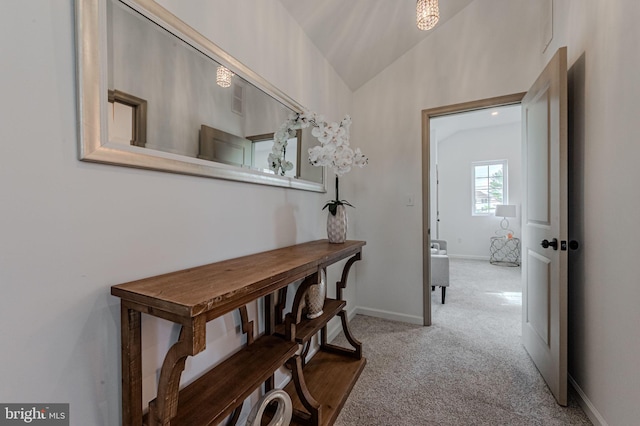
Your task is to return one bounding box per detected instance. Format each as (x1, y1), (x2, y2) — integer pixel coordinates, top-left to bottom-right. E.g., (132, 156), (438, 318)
(441, 287), (446, 304)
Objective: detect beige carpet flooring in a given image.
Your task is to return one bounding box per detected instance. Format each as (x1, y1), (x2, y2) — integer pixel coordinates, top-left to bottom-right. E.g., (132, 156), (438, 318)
(332, 258), (592, 426)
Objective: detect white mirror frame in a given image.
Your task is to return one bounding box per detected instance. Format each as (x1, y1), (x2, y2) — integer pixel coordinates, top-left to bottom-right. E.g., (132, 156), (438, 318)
(75, 0), (325, 192)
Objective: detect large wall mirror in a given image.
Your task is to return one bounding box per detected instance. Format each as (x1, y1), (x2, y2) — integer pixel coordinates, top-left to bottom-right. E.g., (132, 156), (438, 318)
(76, 0), (324, 191)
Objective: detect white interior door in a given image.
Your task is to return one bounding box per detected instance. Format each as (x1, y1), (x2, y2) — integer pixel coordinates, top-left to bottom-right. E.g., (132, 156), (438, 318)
(521, 47), (568, 406)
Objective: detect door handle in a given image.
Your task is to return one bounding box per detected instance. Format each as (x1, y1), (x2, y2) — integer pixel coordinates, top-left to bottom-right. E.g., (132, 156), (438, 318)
(541, 238), (558, 250)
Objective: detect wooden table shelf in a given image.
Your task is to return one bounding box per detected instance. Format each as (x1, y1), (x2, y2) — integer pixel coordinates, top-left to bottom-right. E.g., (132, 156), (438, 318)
(161, 335), (298, 426)
(111, 239), (365, 426)
(285, 350), (366, 426)
(275, 298), (346, 344)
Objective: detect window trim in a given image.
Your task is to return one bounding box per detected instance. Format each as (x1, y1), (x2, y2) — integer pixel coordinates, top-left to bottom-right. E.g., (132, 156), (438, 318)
(471, 159), (508, 216)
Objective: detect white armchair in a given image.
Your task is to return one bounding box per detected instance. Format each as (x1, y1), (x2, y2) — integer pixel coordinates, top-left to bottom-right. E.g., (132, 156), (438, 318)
(431, 239), (450, 304)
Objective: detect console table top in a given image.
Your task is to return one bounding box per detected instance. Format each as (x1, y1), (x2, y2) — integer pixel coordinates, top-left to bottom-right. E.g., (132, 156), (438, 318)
(111, 239), (365, 319)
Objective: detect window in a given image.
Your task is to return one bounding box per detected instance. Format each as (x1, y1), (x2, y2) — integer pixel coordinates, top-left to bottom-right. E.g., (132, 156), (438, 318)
(249, 132), (300, 177)
(472, 160), (507, 215)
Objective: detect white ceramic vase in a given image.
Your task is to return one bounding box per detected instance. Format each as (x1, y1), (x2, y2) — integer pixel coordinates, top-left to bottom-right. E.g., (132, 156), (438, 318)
(305, 269), (327, 319)
(327, 205), (348, 244)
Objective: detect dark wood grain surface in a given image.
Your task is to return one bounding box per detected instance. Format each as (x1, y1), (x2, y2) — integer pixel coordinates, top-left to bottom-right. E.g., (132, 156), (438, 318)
(111, 240), (365, 318)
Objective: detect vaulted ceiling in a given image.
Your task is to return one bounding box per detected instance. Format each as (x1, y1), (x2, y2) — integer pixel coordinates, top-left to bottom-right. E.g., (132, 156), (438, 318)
(278, 0), (475, 91)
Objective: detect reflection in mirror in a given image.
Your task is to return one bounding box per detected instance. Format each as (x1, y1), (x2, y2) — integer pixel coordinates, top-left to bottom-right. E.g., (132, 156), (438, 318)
(248, 132), (300, 178)
(198, 125), (252, 168)
(107, 89), (147, 147)
(76, 0), (324, 192)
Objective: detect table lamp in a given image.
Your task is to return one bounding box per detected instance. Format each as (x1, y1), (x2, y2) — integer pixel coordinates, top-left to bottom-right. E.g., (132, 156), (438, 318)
(495, 204), (516, 238)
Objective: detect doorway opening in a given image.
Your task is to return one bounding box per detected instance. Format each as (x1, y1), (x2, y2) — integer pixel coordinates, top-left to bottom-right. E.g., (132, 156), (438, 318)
(421, 93), (525, 326)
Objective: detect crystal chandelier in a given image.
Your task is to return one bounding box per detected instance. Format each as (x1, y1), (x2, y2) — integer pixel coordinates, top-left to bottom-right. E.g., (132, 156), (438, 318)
(416, 0), (439, 31)
(216, 65), (234, 88)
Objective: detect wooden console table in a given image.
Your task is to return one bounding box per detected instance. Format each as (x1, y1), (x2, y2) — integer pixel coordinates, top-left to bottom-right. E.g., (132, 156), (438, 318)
(111, 239), (366, 426)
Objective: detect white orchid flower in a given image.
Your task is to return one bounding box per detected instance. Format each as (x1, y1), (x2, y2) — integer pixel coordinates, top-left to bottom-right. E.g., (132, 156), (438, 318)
(282, 161), (294, 171)
(273, 109), (366, 180)
(353, 148), (368, 167)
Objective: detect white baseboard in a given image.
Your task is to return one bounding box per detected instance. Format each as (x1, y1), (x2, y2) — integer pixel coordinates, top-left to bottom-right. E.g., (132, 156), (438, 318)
(354, 306), (423, 325)
(569, 375), (608, 426)
(448, 254), (490, 261)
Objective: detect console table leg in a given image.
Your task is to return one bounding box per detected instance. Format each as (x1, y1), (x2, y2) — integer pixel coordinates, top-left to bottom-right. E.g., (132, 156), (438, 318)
(149, 315), (206, 425)
(264, 293), (275, 335)
(320, 310), (362, 359)
(275, 287), (288, 325)
(336, 252), (361, 300)
(226, 405), (242, 426)
(285, 273), (319, 341)
(300, 341), (311, 368)
(286, 355), (321, 426)
(338, 310), (362, 358)
(265, 375), (274, 392)
(239, 306), (254, 345)
(121, 303), (142, 426)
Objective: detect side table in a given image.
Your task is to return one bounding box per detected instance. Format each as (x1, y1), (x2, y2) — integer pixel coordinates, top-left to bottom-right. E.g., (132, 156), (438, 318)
(490, 237), (521, 266)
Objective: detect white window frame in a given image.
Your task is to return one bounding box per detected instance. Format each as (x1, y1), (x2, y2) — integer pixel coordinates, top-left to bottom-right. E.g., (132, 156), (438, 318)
(471, 159), (508, 216)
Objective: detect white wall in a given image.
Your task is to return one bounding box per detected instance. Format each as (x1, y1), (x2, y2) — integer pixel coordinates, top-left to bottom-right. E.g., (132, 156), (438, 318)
(437, 122), (522, 258)
(0, 0), (352, 424)
(549, 1), (640, 425)
(352, 0), (640, 423)
(4, 0), (639, 424)
(351, 0), (543, 324)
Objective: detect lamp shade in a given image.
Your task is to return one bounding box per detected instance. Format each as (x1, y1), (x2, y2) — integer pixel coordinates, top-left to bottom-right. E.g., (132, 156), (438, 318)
(495, 204), (516, 218)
